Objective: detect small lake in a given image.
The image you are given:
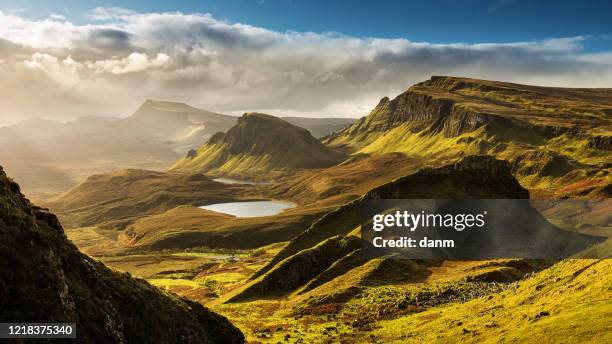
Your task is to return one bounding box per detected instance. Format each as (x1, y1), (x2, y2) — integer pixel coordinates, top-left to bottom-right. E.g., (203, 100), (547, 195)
(213, 177), (272, 185)
(199, 201), (295, 217)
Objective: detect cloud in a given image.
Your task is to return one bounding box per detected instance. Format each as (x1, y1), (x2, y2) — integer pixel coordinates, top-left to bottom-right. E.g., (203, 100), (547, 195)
(87, 52), (170, 74)
(23, 52), (82, 86)
(90, 7), (137, 21)
(0, 8), (610, 125)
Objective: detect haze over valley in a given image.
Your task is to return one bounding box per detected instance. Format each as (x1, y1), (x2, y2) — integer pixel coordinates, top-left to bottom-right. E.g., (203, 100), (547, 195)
(2, 2), (611, 343)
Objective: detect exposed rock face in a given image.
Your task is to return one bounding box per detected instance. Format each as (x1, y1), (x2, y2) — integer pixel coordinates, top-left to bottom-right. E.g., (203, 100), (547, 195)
(366, 156), (529, 199)
(236, 156), (603, 302)
(588, 135), (612, 150)
(0, 166), (244, 343)
(171, 113), (345, 178)
(325, 76), (611, 198)
(327, 76), (612, 147)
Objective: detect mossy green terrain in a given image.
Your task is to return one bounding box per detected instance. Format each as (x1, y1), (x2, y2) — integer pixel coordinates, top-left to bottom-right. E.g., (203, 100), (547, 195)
(327, 76), (612, 197)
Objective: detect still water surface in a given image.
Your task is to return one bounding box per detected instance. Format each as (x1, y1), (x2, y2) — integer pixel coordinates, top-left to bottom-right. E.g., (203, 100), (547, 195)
(199, 201), (295, 217)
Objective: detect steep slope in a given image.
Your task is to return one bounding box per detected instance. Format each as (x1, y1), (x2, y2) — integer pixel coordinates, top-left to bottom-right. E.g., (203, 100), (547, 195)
(255, 156), (530, 277)
(329, 76), (612, 147)
(171, 113), (345, 179)
(0, 165), (244, 343)
(326, 76), (612, 196)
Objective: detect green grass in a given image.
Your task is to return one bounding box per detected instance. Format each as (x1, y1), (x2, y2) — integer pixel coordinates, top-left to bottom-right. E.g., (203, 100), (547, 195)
(371, 259), (612, 343)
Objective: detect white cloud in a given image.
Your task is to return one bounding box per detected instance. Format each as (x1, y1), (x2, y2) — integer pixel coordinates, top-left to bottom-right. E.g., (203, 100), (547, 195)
(87, 52), (170, 74)
(0, 8), (610, 125)
(23, 52), (81, 87)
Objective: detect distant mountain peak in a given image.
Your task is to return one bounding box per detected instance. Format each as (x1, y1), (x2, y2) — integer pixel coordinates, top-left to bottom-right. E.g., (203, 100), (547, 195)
(135, 99), (195, 113)
(171, 113), (345, 178)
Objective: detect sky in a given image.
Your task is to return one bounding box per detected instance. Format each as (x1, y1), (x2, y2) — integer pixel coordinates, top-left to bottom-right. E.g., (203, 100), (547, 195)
(0, 0), (611, 125)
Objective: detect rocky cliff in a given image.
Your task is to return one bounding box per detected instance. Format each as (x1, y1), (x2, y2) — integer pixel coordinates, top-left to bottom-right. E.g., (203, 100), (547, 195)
(326, 76), (611, 197)
(329, 76), (612, 148)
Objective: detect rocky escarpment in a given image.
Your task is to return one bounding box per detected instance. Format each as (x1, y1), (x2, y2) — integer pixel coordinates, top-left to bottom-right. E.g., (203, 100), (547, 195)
(0, 166), (244, 343)
(328, 90), (507, 146)
(366, 155), (529, 199)
(235, 156), (603, 302)
(587, 135), (612, 151)
(171, 113), (345, 178)
(327, 76), (612, 148)
(325, 76), (611, 197)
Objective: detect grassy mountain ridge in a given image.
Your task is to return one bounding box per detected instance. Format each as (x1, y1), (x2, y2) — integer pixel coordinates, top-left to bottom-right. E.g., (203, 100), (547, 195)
(0, 165), (244, 343)
(171, 113), (346, 179)
(326, 76), (611, 197)
(30, 76), (611, 342)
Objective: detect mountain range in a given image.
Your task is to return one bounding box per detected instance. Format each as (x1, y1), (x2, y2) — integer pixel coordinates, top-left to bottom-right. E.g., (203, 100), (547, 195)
(328, 76), (611, 198)
(0, 100), (354, 200)
(6, 76), (611, 342)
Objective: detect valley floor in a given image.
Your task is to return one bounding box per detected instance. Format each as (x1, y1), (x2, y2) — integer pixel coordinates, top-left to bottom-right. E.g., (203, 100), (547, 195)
(67, 226), (611, 344)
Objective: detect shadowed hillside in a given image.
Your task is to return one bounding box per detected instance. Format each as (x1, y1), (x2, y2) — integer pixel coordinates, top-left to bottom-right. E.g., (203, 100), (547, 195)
(0, 165), (244, 343)
(171, 113), (346, 179)
(230, 156), (532, 301)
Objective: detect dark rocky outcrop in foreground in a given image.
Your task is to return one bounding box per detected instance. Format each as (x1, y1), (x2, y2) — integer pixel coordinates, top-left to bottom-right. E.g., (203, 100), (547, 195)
(0, 166), (244, 344)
